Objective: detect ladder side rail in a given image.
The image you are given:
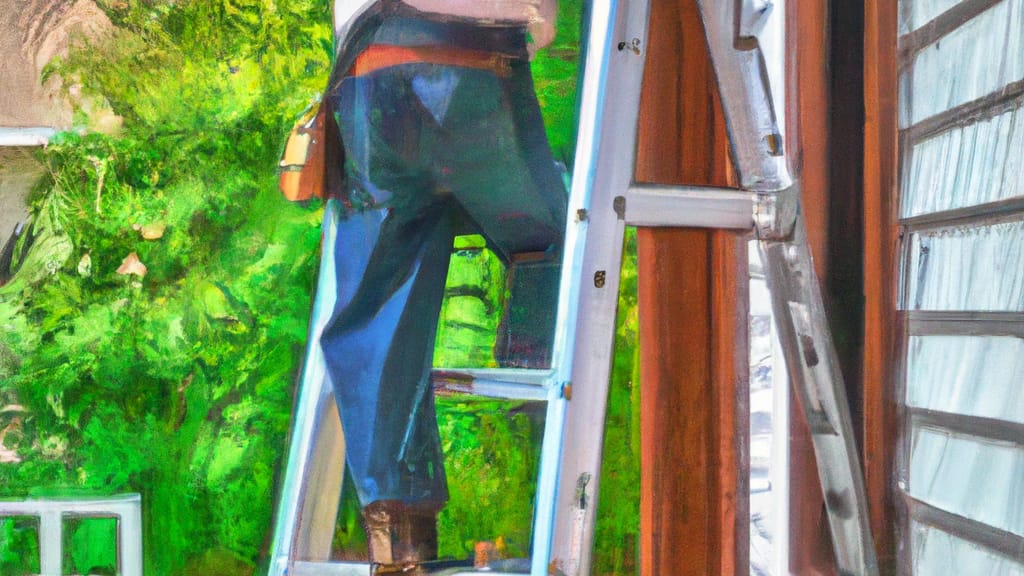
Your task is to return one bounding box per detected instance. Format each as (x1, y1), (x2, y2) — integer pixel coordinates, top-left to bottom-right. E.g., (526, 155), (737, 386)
(694, 0), (791, 192)
(694, 1), (880, 573)
(760, 220), (880, 575)
(527, 0), (619, 569)
(292, 397), (347, 561)
(268, 200), (343, 576)
(546, 0), (651, 573)
(529, 380), (570, 575)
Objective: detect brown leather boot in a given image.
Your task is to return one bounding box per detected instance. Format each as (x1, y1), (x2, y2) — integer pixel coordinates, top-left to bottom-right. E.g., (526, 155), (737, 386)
(362, 500), (442, 567)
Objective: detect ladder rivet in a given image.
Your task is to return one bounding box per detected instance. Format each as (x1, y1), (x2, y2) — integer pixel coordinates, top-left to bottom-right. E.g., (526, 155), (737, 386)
(594, 270), (606, 288)
(613, 195), (626, 220)
(617, 38), (642, 55)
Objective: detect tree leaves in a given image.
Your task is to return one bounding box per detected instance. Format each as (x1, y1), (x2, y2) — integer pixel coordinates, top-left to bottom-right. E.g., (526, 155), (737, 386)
(2, 1), (329, 573)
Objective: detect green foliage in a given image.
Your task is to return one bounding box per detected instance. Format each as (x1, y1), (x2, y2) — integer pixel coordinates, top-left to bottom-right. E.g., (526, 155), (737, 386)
(435, 398), (543, 559)
(0, 1), (329, 573)
(433, 237), (507, 368)
(0, 517), (41, 575)
(64, 517), (118, 575)
(531, 0), (583, 166)
(593, 229), (641, 575)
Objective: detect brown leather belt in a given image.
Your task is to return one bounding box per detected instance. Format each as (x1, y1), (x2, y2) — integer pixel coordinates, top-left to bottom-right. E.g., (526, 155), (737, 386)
(347, 44), (515, 78)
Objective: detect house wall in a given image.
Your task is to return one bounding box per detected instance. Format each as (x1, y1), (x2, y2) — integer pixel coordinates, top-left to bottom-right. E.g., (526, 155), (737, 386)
(0, 0), (111, 246)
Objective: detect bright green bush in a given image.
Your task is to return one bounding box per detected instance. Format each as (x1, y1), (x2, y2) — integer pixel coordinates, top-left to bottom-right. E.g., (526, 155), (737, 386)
(0, 1), (329, 573)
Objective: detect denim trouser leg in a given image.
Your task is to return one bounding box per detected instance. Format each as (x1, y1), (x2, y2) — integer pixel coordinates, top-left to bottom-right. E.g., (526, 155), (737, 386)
(321, 59), (566, 508)
(321, 203), (454, 506)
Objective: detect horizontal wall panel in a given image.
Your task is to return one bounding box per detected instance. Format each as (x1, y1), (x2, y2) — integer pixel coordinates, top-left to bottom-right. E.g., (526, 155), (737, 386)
(906, 220), (1024, 310)
(909, 427), (1024, 536)
(912, 521), (1024, 575)
(911, 409), (1024, 447)
(908, 311), (1024, 336)
(901, 0), (1024, 127)
(906, 335), (1024, 423)
(899, 0), (977, 34)
(902, 103), (1024, 217)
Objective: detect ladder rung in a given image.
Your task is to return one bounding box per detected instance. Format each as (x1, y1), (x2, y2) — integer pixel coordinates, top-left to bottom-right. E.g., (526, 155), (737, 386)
(431, 572), (526, 575)
(625, 183), (755, 229)
(290, 561), (526, 576)
(290, 561), (369, 576)
(431, 368), (554, 401)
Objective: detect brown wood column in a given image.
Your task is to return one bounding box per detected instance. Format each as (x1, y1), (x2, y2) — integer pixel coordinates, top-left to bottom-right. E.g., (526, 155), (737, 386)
(637, 1), (889, 574)
(786, 0), (839, 573)
(863, 0), (900, 570)
(635, 0), (747, 574)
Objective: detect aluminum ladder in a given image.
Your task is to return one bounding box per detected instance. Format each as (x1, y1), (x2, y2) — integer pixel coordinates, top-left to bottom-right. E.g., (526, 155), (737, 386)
(267, 0), (879, 574)
(267, 1), (639, 573)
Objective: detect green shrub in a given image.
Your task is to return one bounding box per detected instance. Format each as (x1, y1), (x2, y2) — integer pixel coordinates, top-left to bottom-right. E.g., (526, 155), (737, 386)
(1, 1), (329, 573)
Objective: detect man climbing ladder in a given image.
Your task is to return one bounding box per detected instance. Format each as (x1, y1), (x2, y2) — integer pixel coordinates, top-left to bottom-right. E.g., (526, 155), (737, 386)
(318, 0), (565, 566)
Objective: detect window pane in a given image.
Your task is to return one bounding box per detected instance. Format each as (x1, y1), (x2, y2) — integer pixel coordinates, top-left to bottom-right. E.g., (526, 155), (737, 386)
(901, 0), (1024, 127)
(906, 335), (1024, 423)
(906, 220), (1024, 311)
(62, 517), (117, 576)
(0, 516), (41, 575)
(899, 2), (1024, 573)
(902, 104), (1024, 217)
(748, 245), (789, 576)
(909, 427), (1024, 536)
(912, 522), (1024, 575)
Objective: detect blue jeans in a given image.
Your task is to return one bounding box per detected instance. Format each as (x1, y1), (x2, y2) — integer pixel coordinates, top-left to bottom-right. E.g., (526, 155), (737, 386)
(320, 47), (567, 507)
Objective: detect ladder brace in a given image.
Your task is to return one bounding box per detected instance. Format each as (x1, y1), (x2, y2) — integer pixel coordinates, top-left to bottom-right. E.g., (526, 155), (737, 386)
(695, 1), (881, 574)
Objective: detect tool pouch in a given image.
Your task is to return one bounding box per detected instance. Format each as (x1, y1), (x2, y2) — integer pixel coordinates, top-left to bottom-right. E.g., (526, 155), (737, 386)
(279, 102), (329, 202)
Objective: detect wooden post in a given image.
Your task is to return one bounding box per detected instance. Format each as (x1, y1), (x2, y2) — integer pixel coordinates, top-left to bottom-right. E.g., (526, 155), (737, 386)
(785, 0), (839, 573)
(863, 0), (900, 569)
(635, 1), (746, 574)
